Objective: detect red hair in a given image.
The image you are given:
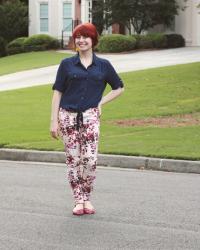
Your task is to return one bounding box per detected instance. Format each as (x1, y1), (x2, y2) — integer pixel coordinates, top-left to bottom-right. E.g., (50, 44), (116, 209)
(72, 23), (99, 47)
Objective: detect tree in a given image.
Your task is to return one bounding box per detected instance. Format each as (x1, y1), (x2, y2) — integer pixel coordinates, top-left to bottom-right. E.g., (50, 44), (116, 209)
(91, 0), (106, 35)
(0, 0), (28, 42)
(96, 0), (183, 34)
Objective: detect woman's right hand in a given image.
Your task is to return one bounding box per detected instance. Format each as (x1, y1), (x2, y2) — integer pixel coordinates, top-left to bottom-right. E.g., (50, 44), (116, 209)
(50, 120), (59, 140)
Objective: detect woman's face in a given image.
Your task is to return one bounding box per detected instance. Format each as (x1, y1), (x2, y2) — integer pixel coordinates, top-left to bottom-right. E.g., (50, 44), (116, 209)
(75, 35), (93, 52)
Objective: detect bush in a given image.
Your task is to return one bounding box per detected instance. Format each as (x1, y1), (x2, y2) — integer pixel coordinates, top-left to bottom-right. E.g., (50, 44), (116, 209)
(165, 34), (185, 48)
(146, 33), (168, 48)
(97, 34), (136, 53)
(133, 34), (154, 49)
(24, 34), (60, 52)
(0, 36), (7, 57)
(7, 37), (27, 55)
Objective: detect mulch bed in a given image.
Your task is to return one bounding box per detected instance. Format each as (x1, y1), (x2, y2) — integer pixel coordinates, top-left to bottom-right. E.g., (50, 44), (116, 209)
(112, 113), (200, 128)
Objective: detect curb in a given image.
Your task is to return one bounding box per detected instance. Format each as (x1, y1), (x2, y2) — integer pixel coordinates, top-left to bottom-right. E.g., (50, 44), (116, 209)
(0, 148), (200, 174)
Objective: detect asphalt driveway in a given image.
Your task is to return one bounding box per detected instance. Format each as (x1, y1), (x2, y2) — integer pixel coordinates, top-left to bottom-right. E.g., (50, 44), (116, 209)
(0, 160), (200, 250)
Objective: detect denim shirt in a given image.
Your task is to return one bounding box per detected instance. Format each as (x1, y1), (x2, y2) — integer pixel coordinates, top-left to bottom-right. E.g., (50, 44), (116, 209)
(52, 53), (124, 112)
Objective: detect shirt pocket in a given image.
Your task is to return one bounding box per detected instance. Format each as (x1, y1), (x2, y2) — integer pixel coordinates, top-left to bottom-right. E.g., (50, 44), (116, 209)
(67, 72), (85, 82)
(90, 73), (105, 85)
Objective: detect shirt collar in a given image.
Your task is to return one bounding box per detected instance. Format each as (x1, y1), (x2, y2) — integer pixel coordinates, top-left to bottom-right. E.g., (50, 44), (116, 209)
(73, 52), (97, 66)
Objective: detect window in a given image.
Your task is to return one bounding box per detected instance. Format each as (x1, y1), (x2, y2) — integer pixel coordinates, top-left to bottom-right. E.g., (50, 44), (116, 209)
(40, 3), (48, 32)
(63, 2), (72, 32)
(170, 17), (175, 32)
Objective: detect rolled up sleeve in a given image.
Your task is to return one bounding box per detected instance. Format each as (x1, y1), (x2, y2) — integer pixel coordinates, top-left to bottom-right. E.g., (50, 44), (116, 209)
(52, 61), (67, 92)
(105, 61), (124, 90)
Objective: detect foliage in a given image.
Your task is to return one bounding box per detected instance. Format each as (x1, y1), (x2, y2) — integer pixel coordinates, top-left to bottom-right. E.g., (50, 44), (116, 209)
(97, 33), (184, 52)
(0, 36), (7, 57)
(97, 34), (136, 52)
(7, 37), (27, 55)
(165, 34), (185, 48)
(23, 34), (60, 52)
(146, 33), (168, 48)
(133, 34), (154, 49)
(97, 0), (183, 34)
(0, 0), (28, 42)
(91, 0), (105, 35)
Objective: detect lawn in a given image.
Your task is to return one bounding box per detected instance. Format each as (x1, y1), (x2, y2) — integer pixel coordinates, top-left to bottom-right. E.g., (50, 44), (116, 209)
(0, 62), (200, 160)
(0, 51), (72, 76)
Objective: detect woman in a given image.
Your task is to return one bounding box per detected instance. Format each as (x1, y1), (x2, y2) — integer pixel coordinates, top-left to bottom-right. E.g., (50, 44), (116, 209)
(50, 23), (124, 216)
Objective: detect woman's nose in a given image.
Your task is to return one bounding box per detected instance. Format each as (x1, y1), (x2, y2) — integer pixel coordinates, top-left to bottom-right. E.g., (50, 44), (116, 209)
(79, 36), (85, 42)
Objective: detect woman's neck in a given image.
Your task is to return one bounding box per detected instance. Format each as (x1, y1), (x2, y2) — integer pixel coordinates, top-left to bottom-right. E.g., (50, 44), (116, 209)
(78, 49), (93, 60)
(78, 50), (93, 69)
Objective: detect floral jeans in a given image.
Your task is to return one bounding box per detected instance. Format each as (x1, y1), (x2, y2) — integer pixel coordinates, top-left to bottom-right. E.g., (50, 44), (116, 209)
(58, 107), (100, 204)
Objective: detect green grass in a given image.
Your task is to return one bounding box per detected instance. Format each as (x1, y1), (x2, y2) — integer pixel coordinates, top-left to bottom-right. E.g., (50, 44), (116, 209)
(0, 51), (71, 76)
(0, 62), (200, 160)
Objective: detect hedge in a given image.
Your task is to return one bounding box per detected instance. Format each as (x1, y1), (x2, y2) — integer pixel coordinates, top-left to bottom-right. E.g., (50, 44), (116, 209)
(7, 37), (27, 55)
(0, 36), (7, 57)
(165, 34), (185, 48)
(146, 33), (168, 48)
(97, 33), (185, 53)
(4, 33), (186, 56)
(133, 34), (154, 49)
(24, 34), (60, 52)
(97, 34), (137, 53)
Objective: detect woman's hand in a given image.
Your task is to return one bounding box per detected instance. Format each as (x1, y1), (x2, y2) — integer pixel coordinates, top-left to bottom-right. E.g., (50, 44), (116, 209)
(50, 120), (59, 140)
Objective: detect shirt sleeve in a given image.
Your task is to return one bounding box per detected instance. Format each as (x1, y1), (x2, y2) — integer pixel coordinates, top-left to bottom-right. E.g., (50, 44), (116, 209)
(105, 60), (124, 90)
(52, 61), (67, 92)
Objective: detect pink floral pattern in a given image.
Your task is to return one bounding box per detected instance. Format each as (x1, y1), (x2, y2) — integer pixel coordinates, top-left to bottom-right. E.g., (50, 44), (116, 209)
(58, 107), (100, 204)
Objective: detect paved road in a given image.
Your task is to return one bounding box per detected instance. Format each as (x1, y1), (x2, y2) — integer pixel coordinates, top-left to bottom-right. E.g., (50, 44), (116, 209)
(0, 47), (200, 91)
(0, 160), (200, 250)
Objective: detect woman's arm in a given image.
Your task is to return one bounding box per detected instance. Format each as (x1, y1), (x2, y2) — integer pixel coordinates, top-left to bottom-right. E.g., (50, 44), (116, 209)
(98, 87), (124, 115)
(50, 90), (62, 139)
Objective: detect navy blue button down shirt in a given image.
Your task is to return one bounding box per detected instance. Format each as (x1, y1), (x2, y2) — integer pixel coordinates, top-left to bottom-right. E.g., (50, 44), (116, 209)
(52, 53), (124, 112)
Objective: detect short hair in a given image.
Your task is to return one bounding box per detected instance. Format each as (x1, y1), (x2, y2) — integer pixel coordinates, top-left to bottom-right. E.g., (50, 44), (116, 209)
(72, 23), (99, 48)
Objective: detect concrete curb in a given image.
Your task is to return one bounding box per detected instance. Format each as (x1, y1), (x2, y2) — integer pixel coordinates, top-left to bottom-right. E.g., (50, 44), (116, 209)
(0, 148), (200, 174)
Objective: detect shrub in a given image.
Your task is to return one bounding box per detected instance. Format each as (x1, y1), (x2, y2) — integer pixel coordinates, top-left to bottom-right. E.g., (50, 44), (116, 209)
(24, 34), (60, 52)
(165, 34), (185, 48)
(97, 34), (136, 53)
(7, 37), (27, 55)
(133, 34), (154, 49)
(0, 36), (7, 57)
(146, 33), (168, 48)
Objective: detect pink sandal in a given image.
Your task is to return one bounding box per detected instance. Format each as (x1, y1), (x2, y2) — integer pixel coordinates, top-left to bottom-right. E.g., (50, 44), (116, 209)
(84, 201), (95, 214)
(84, 208), (95, 214)
(73, 204), (84, 216)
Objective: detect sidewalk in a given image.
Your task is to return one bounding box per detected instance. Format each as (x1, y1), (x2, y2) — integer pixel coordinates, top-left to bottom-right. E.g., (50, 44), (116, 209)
(0, 47), (200, 91)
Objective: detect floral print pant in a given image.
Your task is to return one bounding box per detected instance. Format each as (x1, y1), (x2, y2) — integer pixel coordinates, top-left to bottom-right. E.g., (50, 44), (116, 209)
(58, 107), (100, 204)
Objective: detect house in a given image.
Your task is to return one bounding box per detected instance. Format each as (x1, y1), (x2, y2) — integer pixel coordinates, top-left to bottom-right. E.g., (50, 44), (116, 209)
(29, 0), (92, 47)
(174, 0), (200, 46)
(29, 0), (200, 47)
